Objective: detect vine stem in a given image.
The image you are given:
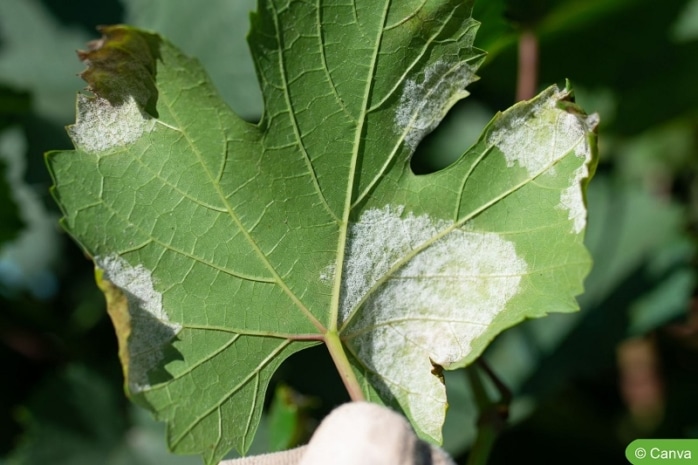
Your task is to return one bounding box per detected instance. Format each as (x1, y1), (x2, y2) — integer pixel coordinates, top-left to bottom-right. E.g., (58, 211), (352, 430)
(466, 359), (512, 465)
(516, 29), (539, 101)
(325, 331), (365, 401)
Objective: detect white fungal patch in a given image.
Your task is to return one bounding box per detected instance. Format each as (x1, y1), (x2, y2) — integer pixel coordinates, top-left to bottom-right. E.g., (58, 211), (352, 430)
(558, 112), (598, 234)
(319, 263), (336, 285)
(487, 88), (598, 235)
(559, 141), (594, 234)
(69, 94), (154, 153)
(96, 254), (181, 393)
(395, 60), (477, 150)
(339, 205), (449, 320)
(341, 206), (527, 423)
(488, 90), (583, 176)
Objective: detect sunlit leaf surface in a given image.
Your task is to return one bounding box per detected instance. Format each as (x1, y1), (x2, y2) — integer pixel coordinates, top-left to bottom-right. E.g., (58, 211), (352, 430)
(47, 1), (597, 462)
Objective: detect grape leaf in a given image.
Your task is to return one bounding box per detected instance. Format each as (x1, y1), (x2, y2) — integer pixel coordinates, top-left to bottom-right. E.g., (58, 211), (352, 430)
(46, 1), (598, 463)
(122, 0), (262, 118)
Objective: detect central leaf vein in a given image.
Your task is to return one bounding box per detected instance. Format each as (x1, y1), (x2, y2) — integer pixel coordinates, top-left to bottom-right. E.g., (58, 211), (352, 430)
(329, 0), (392, 331)
(352, 6), (460, 209)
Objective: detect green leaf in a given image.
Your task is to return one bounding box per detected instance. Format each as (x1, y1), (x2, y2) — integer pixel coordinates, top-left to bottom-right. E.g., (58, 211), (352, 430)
(267, 384), (316, 452)
(673, 0), (698, 42)
(46, 1), (598, 462)
(122, 0), (262, 119)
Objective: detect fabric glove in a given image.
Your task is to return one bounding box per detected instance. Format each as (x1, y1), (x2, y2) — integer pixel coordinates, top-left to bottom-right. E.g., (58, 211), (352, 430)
(220, 402), (455, 465)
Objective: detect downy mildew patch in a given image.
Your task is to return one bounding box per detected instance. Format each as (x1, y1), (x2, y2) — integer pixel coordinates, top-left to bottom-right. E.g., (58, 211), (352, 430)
(68, 94), (154, 153)
(395, 60), (478, 150)
(96, 254), (181, 392)
(487, 87), (599, 234)
(339, 206), (527, 432)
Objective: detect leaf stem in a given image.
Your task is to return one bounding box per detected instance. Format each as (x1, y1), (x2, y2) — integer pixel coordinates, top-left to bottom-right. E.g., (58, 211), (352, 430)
(465, 359), (511, 465)
(324, 331), (365, 401)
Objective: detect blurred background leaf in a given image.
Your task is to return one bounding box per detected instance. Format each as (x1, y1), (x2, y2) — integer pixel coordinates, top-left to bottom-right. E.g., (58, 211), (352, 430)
(0, 85), (28, 245)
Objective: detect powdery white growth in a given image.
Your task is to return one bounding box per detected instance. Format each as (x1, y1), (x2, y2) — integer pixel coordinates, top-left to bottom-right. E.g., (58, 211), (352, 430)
(69, 94), (154, 153)
(557, 112), (599, 233)
(559, 156), (591, 234)
(395, 60), (477, 150)
(487, 89), (598, 234)
(339, 205), (449, 320)
(341, 206), (527, 430)
(319, 263), (336, 285)
(95, 254), (181, 392)
(489, 90), (578, 175)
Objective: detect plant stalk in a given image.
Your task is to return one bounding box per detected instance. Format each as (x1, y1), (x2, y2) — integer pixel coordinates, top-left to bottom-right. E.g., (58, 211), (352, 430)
(516, 29), (539, 101)
(325, 331), (365, 401)
(465, 360), (512, 465)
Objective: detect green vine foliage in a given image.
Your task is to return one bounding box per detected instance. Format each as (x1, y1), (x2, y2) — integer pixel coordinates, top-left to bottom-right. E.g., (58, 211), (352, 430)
(46, 1), (597, 463)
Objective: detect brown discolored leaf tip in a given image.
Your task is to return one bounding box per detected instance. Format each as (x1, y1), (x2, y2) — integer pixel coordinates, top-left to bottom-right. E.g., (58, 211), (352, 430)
(95, 267), (133, 393)
(77, 25), (161, 115)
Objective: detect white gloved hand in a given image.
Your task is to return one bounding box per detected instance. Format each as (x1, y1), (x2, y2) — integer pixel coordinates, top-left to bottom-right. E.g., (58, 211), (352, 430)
(221, 402), (455, 465)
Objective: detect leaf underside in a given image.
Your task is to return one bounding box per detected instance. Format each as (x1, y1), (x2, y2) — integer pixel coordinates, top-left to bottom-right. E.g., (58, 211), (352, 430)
(46, 1), (598, 463)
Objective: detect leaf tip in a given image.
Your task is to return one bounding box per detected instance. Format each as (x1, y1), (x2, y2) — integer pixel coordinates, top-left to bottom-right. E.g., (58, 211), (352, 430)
(63, 25), (163, 154)
(77, 25), (160, 113)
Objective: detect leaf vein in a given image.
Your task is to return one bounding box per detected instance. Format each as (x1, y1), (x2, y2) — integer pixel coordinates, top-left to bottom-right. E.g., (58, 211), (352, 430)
(170, 339), (292, 447)
(149, 335), (241, 389)
(159, 81), (325, 330)
(96, 199), (275, 283)
(341, 140), (586, 331)
(317, 0), (356, 123)
(269, 1), (341, 223)
(352, 7), (462, 209)
(330, 0), (392, 331)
